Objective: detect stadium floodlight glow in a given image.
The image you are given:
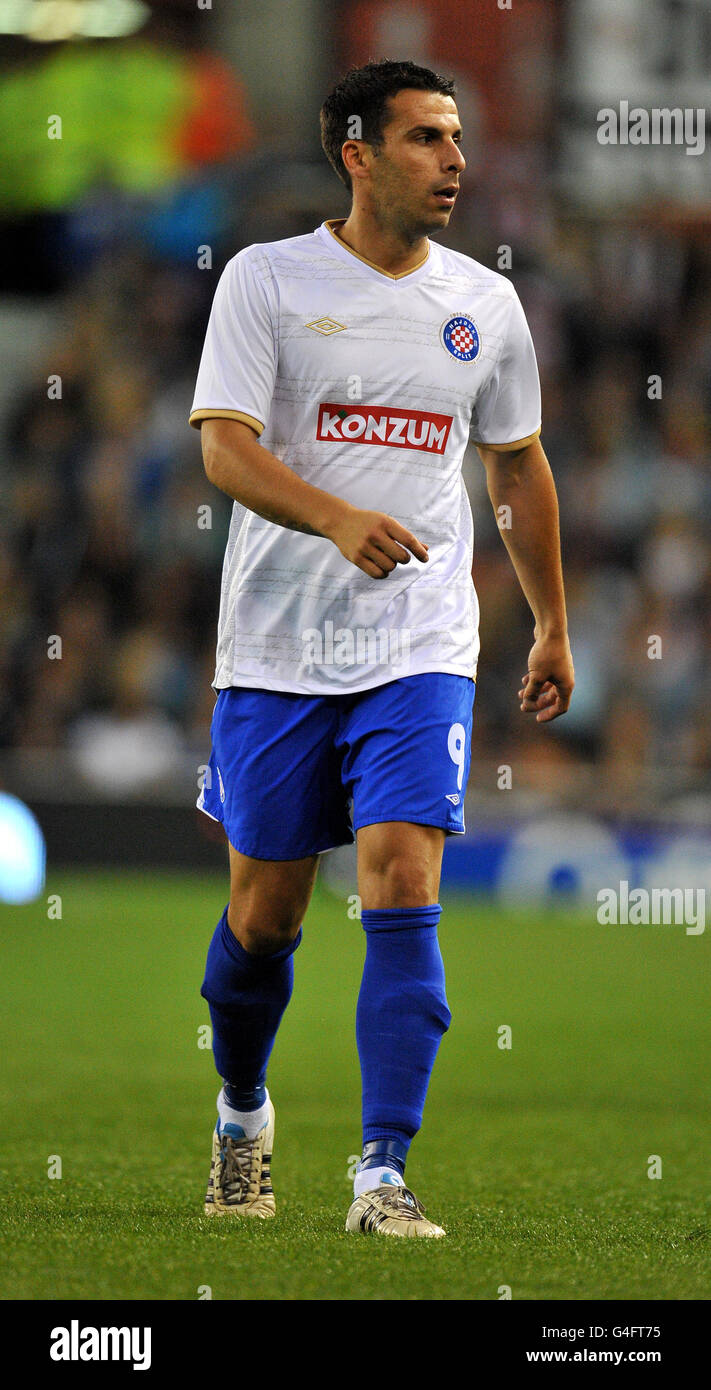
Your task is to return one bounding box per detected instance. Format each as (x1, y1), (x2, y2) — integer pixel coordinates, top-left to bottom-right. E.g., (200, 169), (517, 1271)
(0, 0), (150, 42)
(0, 792), (46, 905)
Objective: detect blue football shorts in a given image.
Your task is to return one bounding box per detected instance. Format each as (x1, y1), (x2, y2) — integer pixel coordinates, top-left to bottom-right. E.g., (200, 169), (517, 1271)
(197, 672), (475, 861)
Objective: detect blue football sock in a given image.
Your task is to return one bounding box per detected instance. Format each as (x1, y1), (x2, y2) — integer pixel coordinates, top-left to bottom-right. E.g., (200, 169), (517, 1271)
(201, 905), (301, 1095)
(357, 905), (451, 1168)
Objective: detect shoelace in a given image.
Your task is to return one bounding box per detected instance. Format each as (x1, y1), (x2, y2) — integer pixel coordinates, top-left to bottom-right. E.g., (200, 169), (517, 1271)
(376, 1186), (426, 1219)
(220, 1135), (259, 1201)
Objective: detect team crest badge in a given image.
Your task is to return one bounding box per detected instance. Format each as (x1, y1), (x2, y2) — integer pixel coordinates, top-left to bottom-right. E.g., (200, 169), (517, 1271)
(441, 314), (481, 363)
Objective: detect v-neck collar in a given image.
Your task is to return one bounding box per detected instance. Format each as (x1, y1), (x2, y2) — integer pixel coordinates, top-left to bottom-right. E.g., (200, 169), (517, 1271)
(318, 219), (431, 283)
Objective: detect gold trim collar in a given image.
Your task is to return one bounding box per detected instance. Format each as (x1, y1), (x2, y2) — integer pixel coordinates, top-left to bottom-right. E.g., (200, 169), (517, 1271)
(323, 219), (430, 281)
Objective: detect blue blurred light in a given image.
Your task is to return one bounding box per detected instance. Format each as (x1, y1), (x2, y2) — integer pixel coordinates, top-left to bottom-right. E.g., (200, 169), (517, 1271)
(0, 793), (46, 905)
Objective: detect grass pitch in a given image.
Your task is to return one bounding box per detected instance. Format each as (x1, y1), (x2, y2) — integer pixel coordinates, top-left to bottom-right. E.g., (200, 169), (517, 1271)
(0, 869), (709, 1301)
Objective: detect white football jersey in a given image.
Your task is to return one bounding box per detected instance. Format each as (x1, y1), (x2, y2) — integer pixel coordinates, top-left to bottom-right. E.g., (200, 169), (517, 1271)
(190, 220), (541, 694)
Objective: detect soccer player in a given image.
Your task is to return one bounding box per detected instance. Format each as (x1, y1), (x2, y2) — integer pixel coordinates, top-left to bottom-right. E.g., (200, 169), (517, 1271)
(189, 60), (574, 1238)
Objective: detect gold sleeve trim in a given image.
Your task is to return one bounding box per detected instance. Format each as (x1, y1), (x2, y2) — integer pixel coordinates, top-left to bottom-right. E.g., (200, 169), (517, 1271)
(189, 409), (264, 435)
(473, 427), (541, 453)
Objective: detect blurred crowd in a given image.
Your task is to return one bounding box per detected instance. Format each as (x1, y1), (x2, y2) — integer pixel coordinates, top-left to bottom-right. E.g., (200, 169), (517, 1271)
(457, 179), (711, 811)
(1, 93), (710, 811)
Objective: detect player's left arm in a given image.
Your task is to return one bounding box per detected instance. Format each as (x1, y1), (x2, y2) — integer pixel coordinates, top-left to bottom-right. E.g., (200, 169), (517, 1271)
(477, 435), (574, 722)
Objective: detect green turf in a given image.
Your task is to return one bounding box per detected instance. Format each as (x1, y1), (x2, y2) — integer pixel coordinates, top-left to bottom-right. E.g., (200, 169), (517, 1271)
(0, 870), (709, 1301)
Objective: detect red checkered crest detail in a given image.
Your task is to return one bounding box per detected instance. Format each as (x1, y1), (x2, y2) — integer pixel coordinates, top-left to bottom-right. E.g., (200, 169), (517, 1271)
(441, 315), (481, 363)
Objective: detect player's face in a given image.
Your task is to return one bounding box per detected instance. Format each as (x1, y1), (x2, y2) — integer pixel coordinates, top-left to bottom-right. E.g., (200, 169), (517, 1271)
(368, 89), (465, 239)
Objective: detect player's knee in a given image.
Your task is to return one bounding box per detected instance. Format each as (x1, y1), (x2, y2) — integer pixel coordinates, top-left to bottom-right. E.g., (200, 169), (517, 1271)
(228, 901), (301, 956)
(363, 855), (436, 909)
(238, 924), (301, 956)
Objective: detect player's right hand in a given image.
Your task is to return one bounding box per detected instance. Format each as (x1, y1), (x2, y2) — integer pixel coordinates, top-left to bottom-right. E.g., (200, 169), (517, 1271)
(328, 505), (429, 579)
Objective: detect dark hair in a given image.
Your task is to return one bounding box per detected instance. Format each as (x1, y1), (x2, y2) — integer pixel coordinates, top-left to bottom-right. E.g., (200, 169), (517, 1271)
(320, 59), (456, 192)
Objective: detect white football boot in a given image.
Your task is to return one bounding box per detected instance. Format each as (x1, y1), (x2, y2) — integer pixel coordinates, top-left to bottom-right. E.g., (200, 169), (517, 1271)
(204, 1097), (275, 1218)
(346, 1182), (445, 1238)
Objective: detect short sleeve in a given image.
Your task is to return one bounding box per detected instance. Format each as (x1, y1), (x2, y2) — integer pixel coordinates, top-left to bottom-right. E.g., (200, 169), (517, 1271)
(471, 288), (541, 451)
(189, 248), (277, 434)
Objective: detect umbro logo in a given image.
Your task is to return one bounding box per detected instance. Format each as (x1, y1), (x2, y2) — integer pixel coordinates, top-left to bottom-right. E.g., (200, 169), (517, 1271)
(445, 793), (460, 805)
(306, 317), (347, 335)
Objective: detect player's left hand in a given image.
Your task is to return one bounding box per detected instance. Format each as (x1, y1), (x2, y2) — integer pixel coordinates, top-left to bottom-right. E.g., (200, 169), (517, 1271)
(518, 632), (574, 723)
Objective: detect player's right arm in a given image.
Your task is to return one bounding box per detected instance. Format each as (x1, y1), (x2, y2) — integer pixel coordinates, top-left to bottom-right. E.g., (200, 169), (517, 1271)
(201, 416), (428, 580)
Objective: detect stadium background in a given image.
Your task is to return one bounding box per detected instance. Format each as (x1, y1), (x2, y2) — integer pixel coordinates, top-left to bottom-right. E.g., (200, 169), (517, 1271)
(0, 0), (709, 1303)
